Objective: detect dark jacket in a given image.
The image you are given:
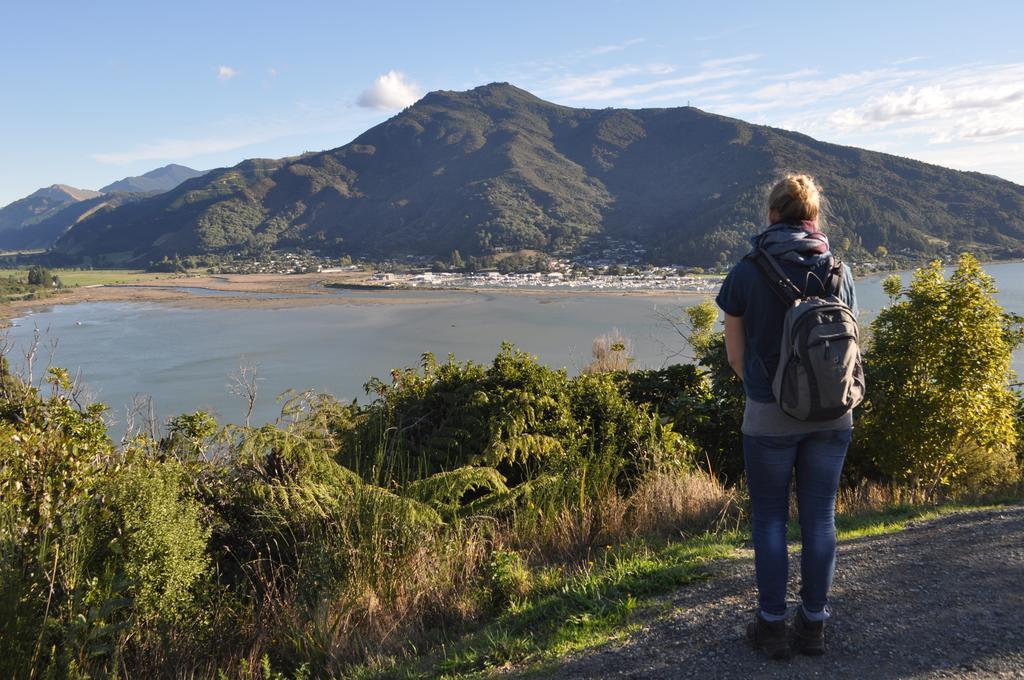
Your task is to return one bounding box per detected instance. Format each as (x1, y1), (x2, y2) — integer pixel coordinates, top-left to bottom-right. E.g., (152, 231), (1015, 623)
(715, 235), (858, 402)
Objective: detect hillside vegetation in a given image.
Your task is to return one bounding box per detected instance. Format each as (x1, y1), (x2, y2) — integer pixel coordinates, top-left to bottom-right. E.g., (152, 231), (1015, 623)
(52, 83), (1024, 266)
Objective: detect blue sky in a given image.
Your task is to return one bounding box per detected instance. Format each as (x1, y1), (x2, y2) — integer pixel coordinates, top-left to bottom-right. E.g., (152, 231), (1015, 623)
(2, 0), (1023, 206)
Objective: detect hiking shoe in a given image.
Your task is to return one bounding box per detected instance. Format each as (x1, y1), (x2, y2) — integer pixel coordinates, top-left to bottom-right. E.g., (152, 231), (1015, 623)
(746, 612), (791, 660)
(792, 607), (825, 656)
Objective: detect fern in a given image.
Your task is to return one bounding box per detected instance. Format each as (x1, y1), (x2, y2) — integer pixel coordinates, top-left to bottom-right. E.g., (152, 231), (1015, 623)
(401, 466), (509, 512)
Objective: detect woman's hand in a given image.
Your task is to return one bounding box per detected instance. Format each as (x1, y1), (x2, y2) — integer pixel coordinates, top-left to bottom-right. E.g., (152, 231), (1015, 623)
(724, 313), (745, 381)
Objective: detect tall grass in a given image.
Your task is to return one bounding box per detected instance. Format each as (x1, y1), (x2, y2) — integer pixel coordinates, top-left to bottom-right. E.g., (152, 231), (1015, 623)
(584, 328), (635, 374)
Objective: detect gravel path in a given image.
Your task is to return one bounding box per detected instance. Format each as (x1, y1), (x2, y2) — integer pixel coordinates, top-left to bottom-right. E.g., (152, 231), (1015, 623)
(536, 505), (1024, 679)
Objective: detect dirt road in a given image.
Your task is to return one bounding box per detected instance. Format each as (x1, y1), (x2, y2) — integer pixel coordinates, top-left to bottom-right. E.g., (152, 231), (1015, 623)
(540, 506), (1024, 679)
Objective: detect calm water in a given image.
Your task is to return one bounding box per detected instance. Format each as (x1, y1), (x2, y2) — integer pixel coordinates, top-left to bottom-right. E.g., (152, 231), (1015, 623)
(6, 262), (1024, 437)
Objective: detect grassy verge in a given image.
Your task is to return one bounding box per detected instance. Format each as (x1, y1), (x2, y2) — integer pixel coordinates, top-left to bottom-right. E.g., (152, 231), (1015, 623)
(833, 497), (1021, 540)
(2, 268), (164, 286)
(0, 269), (165, 304)
(362, 495), (1021, 679)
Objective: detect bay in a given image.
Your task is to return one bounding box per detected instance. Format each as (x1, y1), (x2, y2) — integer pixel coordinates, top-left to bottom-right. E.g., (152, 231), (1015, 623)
(5, 261), (1023, 437)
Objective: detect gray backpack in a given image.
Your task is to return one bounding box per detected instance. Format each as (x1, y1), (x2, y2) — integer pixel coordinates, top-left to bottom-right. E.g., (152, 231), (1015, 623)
(751, 248), (865, 421)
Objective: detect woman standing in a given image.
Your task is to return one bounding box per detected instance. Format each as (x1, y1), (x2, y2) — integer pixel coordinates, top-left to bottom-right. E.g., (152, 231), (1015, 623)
(715, 174), (859, 660)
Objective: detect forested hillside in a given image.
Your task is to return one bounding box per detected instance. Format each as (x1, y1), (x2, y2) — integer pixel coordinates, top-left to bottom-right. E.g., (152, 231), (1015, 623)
(53, 83), (1024, 266)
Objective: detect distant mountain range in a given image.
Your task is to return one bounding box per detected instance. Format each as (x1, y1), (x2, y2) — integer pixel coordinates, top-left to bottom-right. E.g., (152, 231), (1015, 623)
(0, 185), (100, 234)
(99, 164), (206, 194)
(16, 84), (1024, 265)
(0, 165), (205, 251)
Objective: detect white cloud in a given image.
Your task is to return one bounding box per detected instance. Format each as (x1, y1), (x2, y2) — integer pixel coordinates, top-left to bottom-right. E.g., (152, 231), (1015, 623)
(541, 64), (673, 99)
(823, 63), (1024, 149)
(533, 54), (764, 106)
(700, 53), (761, 69)
(357, 71), (422, 110)
(539, 63), (753, 104)
(503, 38), (649, 80)
(907, 141), (1024, 180)
(962, 123), (1024, 139)
(620, 79), (745, 107)
(762, 68), (819, 81)
(747, 67), (919, 105)
(217, 65), (238, 81)
(832, 83), (1024, 128)
(587, 38), (646, 56)
(92, 132), (276, 164)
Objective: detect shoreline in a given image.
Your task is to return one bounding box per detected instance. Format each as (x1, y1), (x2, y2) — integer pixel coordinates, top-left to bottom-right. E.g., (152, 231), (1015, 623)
(0, 271), (711, 324)
(5, 256), (1019, 323)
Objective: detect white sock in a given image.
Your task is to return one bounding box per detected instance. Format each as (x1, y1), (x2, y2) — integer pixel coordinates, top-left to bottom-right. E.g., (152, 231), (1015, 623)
(801, 604), (829, 622)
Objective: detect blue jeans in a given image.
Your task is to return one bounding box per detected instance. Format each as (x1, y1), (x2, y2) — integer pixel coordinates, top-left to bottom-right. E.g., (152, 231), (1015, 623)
(743, 428), (851, 618)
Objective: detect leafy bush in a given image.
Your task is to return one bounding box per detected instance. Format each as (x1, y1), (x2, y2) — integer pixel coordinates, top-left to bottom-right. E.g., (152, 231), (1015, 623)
(101, 460), (211, 626)
(859, 254), (1022, 493)
(0, 370), (113, 669)
(487, 549), (532, 605)
(349, 344), (684, 493)
(621, 300), (745, 483)
(0, 367), (218, 676)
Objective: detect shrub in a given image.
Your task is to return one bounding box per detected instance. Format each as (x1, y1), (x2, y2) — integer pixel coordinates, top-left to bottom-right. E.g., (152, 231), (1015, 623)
(349, 343), (685, 493)
(860, 254), (1022, 493)
(649, 300), (745, 483)
(102, 460), (211, 626)
(0, 368), (117, 675)
(488, 549), (532, 605)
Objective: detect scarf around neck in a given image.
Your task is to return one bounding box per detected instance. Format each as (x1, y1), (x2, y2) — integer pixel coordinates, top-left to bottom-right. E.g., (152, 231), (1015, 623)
(750, 220), (832, 267)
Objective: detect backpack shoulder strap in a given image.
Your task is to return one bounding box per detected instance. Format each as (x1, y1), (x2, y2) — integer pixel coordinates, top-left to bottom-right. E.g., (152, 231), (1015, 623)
(749, 247), (803, 304)
(824, 256), (844, 298)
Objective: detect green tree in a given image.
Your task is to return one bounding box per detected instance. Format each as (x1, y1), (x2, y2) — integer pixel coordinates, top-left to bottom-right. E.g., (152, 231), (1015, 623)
(651, 299), (744, 482)
(860, 254), (1021, 493)
(26, 265), (51, 286)
(148, 255), (187, 273)
(882, 274), (903, 301)
(678, 300), (745, 482)
(449, 249), (465, 271)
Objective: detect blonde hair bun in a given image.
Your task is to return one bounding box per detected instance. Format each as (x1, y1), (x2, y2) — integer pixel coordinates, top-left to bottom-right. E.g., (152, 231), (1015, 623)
(768, 173), (822, 224)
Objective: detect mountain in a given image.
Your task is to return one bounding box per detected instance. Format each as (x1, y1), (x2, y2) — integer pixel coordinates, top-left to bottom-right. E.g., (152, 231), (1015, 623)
(53, 83), (1024, 266)
(99, 164), (206, 194)
(0, 194), (142, 251)
(0, 165), (205, 252)
(0, 185), (102, 239)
